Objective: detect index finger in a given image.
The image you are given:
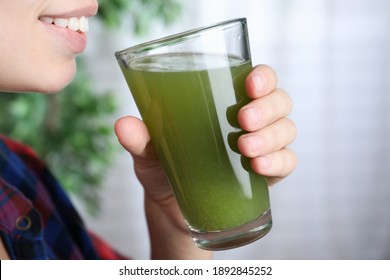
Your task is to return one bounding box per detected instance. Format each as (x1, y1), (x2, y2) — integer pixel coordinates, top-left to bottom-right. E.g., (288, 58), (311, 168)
(246, 64), (278, 99)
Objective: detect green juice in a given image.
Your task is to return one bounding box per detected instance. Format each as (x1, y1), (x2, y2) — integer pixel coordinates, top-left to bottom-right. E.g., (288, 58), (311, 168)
(121, 53), (270, 232)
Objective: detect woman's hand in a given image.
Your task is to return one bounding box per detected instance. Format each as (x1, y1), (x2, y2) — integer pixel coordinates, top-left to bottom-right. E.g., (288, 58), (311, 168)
(237, 64), (297, 186)
(114, 64), (296, 259)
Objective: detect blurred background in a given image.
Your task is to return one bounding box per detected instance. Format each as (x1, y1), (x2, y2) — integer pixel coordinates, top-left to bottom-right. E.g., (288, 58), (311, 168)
(3, 0), (389, 259)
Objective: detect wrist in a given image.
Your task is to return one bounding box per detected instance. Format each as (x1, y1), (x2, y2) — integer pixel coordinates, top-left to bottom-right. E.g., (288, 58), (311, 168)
(144, 195), (212, 260)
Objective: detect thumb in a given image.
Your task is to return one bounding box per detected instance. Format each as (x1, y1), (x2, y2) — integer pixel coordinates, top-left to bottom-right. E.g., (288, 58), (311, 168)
(114, 116), (155, 160)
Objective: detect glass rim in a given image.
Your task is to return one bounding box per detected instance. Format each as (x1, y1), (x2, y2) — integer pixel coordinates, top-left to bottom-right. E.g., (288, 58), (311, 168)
(115, 17), (247, 58)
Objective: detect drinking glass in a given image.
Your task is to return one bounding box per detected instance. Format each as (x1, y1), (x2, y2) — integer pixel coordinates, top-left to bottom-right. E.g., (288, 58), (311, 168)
(115, 18), (272, 250)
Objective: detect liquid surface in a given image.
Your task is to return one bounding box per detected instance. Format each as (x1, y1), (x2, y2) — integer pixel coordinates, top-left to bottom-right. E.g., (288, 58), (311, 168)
(129, 53), (245, 72)
(122, 53), (270, 231)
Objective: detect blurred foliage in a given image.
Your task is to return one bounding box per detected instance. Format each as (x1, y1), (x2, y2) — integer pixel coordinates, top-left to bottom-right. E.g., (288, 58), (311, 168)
(0, 0), (182, 214)
(0, 67), (117, 213)
(98, 0), (182, 35)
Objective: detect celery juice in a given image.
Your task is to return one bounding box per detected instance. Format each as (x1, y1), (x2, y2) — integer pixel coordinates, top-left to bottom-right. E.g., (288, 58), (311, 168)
(121, 53), (269, 232)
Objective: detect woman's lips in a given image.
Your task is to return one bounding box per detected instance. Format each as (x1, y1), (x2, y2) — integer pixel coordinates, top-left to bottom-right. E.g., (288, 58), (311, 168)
(39, 16), (90, 54)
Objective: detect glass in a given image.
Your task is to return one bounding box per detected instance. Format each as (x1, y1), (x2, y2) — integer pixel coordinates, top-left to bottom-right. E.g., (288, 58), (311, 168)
(115, 18), (272, 250)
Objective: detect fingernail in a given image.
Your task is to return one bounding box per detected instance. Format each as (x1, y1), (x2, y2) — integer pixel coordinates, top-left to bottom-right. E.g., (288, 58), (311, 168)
(244, 135), (263, 154)
(259, 156), (272, 170)
(243, 107), (262, 127)
(251, 73), (266, 93)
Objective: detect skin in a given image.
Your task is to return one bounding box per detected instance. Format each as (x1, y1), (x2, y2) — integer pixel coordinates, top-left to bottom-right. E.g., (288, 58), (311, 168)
(0, 0), (296, 260)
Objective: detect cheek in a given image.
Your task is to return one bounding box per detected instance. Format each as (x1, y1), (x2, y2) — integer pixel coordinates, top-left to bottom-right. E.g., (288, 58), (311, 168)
(0, 19), (78, 93)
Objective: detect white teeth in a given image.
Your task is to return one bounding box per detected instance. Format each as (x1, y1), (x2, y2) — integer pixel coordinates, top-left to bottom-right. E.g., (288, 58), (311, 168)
(79, 17), (89, 33)
(39, 16), (89, 32)
(67, 17), (80, 31)
(54, 18), (68, 28)
(40, 16), (54, 24)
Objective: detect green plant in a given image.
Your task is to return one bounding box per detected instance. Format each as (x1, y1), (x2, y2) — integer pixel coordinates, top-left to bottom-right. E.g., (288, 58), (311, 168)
(0, 66), (117, 213)
(0, 0), (182, 214)
(98, 0), (182, 34)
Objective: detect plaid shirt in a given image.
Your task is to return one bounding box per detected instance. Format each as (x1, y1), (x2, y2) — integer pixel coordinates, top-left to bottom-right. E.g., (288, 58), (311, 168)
(0, 135), (126, 259)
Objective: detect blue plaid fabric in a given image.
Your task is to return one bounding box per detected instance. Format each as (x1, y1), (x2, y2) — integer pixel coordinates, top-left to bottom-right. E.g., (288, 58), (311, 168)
(0, 135), (121, 259)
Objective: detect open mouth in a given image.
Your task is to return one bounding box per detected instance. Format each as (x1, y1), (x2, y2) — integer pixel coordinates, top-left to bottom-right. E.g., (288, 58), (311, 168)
(39, 16), (89, 33)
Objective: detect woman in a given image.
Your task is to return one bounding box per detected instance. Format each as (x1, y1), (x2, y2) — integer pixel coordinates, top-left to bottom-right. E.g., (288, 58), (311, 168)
(0, 0), (296, 259)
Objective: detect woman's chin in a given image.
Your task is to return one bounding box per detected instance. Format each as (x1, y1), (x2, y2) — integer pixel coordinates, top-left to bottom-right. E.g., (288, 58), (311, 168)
(32, 66), (76, 94)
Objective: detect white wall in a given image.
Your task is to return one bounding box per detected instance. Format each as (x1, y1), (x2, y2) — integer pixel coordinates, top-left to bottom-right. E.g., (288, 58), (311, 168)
(77, 0), (390, 259)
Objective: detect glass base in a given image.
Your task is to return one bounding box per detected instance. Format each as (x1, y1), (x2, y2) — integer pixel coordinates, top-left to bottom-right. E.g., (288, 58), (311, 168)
(189, 209), (272, 251)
